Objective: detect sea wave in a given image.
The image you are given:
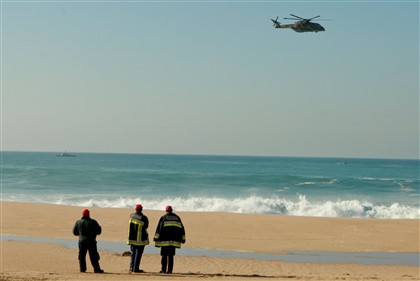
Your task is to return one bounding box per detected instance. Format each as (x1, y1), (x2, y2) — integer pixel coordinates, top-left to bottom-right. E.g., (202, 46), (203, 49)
(5, 194), (419, 219)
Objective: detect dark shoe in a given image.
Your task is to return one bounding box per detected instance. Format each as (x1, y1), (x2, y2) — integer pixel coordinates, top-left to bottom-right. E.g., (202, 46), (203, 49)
(133, 269), (144, 273)
(160, 270), (166, 273)
(94, 269), (104, 273)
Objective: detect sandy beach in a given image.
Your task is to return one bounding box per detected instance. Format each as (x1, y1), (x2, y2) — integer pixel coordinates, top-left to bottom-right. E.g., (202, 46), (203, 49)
(1, 201), (419, 280)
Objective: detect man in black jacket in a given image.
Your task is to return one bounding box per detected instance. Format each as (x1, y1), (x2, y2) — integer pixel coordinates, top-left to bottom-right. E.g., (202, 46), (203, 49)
(154, 205), (186, 274)
(127, 204), (149, 273)
(72, 209), (104, 273)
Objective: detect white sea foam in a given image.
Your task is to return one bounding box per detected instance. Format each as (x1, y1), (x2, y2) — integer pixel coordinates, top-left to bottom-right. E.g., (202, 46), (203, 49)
(34, 194), (419, 219)
(4, 193), (419, 219)
(396, 182), (415, 192)
(296, 182), (317, 186)
(360, 177), (399, 182)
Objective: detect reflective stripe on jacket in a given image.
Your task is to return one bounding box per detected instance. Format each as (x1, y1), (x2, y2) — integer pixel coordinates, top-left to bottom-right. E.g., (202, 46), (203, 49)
(154, 239), (182, 248)
(127, 212), (150, 246)
(154, 212), (185, 248)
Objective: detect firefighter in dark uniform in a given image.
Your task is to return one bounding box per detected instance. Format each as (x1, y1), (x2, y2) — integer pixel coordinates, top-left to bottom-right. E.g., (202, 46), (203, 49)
(154, 205), (186, 274)
(72, 209), (104, 273)
(127, 204), (149, 273)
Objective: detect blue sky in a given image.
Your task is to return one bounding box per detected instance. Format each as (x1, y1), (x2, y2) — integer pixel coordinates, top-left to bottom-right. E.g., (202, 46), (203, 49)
(1, 0), (419, 159)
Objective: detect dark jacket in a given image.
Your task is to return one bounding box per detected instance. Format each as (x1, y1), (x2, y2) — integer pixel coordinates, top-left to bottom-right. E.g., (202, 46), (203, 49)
(154, 212), (186, 248)
(127, 211), (150, 246)
(73, 216), (102, 243)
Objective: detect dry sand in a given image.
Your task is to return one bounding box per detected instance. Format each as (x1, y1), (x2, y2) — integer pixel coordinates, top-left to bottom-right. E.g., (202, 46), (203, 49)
(1, 201), (419, 280)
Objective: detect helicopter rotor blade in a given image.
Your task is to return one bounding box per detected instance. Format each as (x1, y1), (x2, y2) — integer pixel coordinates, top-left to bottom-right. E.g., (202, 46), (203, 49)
(284, 17), (300, 21)
(309, 15), (321, 20)
(290, 14), (305, 20)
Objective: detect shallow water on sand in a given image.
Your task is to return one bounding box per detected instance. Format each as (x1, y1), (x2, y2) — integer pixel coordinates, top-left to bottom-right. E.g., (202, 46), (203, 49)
(2, 235), (418, 266)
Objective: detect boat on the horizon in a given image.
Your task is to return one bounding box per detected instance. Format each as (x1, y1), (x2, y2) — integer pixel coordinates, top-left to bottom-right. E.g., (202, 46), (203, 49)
(56, 152), (76, 157)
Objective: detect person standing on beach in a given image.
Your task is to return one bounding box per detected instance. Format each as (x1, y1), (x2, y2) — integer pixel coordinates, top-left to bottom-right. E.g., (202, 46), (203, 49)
(72, 209), (104, 273)
(154, 205), (186, 274)
(127, 204), (149, 273)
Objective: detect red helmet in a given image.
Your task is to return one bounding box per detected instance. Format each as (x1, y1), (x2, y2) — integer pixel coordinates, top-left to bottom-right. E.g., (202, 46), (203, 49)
(82, 209), (90, 217)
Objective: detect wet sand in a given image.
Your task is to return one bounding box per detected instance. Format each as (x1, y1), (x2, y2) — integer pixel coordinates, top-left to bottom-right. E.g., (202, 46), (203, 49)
(1, 201), (419, 280)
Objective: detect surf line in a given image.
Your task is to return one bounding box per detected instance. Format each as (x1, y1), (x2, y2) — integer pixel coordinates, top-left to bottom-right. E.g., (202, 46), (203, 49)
(1, 234), (418, 267)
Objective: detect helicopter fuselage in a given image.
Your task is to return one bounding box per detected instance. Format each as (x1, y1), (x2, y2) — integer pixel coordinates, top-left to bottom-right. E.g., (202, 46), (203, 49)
(290, 20), (325, 32)
(271, 17), (325, 33)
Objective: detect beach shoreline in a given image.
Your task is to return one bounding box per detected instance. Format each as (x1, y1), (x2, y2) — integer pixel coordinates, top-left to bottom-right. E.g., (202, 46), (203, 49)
(1, 201), (419, 280)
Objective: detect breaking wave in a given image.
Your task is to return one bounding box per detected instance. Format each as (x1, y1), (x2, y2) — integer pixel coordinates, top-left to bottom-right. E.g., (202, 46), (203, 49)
(7, 194), (419, 219)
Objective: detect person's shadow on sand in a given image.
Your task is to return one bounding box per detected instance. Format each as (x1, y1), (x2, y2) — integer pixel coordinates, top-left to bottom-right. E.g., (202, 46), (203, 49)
(98, 271), (292, 278)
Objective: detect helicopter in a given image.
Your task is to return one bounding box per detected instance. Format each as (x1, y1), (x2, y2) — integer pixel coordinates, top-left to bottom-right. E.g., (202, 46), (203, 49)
(271, 14), (326, 33)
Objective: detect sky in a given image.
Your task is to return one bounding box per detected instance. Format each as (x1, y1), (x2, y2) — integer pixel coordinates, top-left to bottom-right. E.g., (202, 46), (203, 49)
(1, 0), (419, 159)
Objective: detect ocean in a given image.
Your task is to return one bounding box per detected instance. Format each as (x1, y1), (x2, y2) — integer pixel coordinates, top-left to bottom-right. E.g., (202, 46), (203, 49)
(2, 151), (419, 219)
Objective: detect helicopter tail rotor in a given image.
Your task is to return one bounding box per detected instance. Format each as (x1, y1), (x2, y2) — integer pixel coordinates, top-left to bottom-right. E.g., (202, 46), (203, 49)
(271, 16), (280, 27)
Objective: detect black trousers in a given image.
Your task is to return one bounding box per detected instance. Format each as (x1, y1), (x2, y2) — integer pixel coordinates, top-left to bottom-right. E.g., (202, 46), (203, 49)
(130, 245), (145, 272)
(160, 246), (176, 273)
(78, 240), (101, 272)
